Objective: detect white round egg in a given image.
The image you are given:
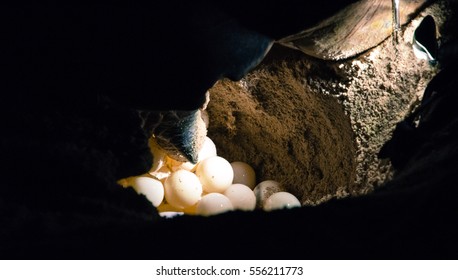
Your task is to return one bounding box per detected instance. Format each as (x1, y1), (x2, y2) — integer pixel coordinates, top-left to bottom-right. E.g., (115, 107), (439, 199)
(195, 156), (233, 193)
(263, 192), (301, 211)
(231, 161), (256, 189)
(253, 180), (284, 209)
(130, 176), (165, 207)
(196, 193), (233, 216)
(164, 170), (203, 209)
(223, 184), (256, 211)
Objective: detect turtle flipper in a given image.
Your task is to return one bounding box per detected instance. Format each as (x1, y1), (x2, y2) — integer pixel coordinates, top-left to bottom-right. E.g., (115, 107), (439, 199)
(141, 109), (207, 164)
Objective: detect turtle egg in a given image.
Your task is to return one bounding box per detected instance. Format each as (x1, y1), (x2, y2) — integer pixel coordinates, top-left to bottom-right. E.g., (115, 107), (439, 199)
(263, 191), (301, 211)
(253, 180), (284, 208)
(196, 193), (234, 216)
(231, 161), (256, 189)
(130, 176), (164, 207)
(164, 170), (202, 209)
(196, 156), (234, 193)
(223, 184), (256, 211)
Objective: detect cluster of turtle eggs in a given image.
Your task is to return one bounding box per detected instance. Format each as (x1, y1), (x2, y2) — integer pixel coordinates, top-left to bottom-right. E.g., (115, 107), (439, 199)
(118, 136), (301, 217)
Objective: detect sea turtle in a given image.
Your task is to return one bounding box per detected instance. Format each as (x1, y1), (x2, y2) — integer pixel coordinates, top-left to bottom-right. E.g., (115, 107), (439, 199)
(146, 0), (429, 163)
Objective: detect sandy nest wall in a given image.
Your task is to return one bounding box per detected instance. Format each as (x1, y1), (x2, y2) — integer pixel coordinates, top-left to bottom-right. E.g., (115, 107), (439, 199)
(206, 0), (448, 205)
(207, 58), (356, 206)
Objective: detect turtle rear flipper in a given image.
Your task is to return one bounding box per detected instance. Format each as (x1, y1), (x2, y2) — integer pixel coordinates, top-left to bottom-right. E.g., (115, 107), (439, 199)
(141, 109), (207, 164)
